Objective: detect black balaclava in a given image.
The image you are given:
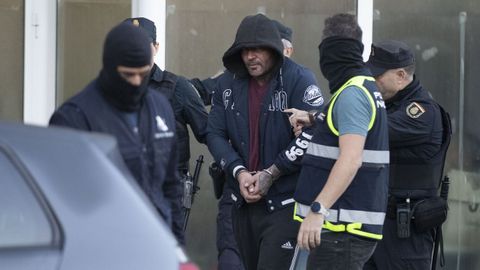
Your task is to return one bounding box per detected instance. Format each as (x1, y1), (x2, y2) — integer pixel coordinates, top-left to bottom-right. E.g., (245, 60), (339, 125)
(319, 36), (366, 94)
(99, 22), (153, 112)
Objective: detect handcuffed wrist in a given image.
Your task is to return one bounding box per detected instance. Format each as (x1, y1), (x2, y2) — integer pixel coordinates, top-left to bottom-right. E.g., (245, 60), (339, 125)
(233, 165), (247, 179)
(264, 164), (281, 181)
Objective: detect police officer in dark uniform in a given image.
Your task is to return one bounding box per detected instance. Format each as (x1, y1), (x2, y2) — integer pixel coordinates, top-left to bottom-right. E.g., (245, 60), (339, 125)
(124, 18), (208, 232)
(364, 40), (451, 270)
(49, 22), (185, 244)
(124, 17), (208, 184)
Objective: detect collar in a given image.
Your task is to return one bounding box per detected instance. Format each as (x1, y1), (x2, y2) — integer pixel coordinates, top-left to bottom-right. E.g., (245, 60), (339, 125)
(387, 75), (421, 105)
(150, 64), (165, 83)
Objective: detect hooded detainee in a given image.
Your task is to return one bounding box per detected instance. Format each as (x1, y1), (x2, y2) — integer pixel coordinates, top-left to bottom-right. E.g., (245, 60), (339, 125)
(206, 13), (324, 270)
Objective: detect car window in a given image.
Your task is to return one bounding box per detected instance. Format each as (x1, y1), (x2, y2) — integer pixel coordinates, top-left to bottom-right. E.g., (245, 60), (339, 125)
(0, 150), (53, 248)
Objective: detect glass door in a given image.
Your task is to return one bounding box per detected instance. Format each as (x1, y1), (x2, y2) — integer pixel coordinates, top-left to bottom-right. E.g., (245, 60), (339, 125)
(0, 0), (24, 121)
(56, 0), (131, 104)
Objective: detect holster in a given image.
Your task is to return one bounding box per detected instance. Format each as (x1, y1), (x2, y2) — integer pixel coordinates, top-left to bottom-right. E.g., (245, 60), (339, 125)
(396, 201), (411, 238)
(412, 197), (448, 233)
(209, 162), (225, 199)
(387, 196), (448, 236)
(181, 173), (193, 209)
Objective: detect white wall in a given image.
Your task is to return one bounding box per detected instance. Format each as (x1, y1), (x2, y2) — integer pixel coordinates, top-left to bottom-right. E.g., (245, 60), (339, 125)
(132, 0), (166, 69)
(23, 0), (56, 126)
(22, 0), (372, 124)
(357, 0), (373, 61)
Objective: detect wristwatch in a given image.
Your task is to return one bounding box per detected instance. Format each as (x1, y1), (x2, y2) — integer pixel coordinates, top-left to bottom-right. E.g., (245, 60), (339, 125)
(310, 201), (330, 217)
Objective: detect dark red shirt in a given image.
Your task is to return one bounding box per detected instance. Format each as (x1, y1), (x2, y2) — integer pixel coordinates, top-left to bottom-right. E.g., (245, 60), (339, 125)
(248, 79), (270, 171)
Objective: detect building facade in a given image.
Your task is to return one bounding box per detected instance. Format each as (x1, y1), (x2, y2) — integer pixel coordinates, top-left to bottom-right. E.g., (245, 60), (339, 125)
(1, 1), (479, 269)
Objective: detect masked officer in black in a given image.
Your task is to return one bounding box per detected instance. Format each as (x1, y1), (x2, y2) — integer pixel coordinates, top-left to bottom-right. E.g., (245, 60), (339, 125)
(124, 17), (208, 211)
(364, 40), (451, 270)
(49, 22), (185, 244)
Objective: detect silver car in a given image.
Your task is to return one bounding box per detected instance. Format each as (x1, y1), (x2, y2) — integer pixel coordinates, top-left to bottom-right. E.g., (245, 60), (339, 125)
(0, 122), (198, 270)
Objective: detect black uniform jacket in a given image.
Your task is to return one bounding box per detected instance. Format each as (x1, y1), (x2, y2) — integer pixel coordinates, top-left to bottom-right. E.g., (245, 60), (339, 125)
(49, 79), (185, 244)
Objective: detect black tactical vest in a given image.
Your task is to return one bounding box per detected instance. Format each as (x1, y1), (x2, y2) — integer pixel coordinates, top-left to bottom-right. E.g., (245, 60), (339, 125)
(389, 105), (452, 199)
(68, 82), (176, 224)
(149, 70), (191, 173)
(294, 76), (390, 240)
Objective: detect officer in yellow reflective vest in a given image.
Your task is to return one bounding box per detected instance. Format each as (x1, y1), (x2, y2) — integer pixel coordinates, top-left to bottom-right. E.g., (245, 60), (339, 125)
(285, 13), (389, 270)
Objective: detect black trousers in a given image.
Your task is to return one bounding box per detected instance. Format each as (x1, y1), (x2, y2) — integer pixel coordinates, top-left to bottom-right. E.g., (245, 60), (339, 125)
(232, 201), (299, 270)
(363, 217), (435, 270)
(217, 187), (244, 270)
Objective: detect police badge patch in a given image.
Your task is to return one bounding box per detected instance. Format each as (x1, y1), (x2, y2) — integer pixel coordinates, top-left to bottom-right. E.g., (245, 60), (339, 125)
(406, 102), (426, 118)
(303, 85), (324, 106)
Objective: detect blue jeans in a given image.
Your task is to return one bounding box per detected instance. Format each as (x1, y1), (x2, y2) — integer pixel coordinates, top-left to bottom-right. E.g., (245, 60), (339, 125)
(306, 231), (377, 270)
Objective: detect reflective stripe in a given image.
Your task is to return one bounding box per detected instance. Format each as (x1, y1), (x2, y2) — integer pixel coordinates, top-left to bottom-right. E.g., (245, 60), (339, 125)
(293, 204), (304, 222)
(295, 203), (338, 223)
(231, 193), (237, 202)
(294, 203), (384, 240)
(326, 76), (377, 136)
(323, 221), (346, 232)
(295, 203), (384, 225)
(324, 222), (383, 240)
(346, 223), (383, 240)
(281, 198), (295, 206)
(339, 209), (385, 225)
(306, 143), (389, 164)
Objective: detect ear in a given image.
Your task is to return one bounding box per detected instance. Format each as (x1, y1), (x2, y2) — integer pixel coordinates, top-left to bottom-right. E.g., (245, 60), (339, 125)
(396, 69), (408, 80)
(152, 42), (160, 56)
(284, 47), (293, 58)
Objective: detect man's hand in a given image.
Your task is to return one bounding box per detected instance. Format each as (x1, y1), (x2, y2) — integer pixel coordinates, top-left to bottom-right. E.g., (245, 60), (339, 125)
(284, 108), (311, 129)
(237, 170), (261, 203)
(251, 171), (274, 196)
(251, 164), (281, 196)
(293, 125), (303, 137)
(297, 212), (324, 251)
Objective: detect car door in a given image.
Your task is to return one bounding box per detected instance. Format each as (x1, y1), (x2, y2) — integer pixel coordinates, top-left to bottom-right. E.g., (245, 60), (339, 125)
(0, 144), (62, 270)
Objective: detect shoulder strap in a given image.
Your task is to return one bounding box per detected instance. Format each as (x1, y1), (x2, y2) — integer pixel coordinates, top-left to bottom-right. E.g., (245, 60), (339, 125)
(162, 70), (178, 86)
(438, 105), (452, 185)
(152, 70), (178, 101)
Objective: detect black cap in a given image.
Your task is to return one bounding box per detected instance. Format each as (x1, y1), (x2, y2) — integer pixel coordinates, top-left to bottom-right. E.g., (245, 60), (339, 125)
(103, 22), (152, 69)
(366, 40), (415, 76)
(272, 19), (293, 42)
(124, 17), (156, 43)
